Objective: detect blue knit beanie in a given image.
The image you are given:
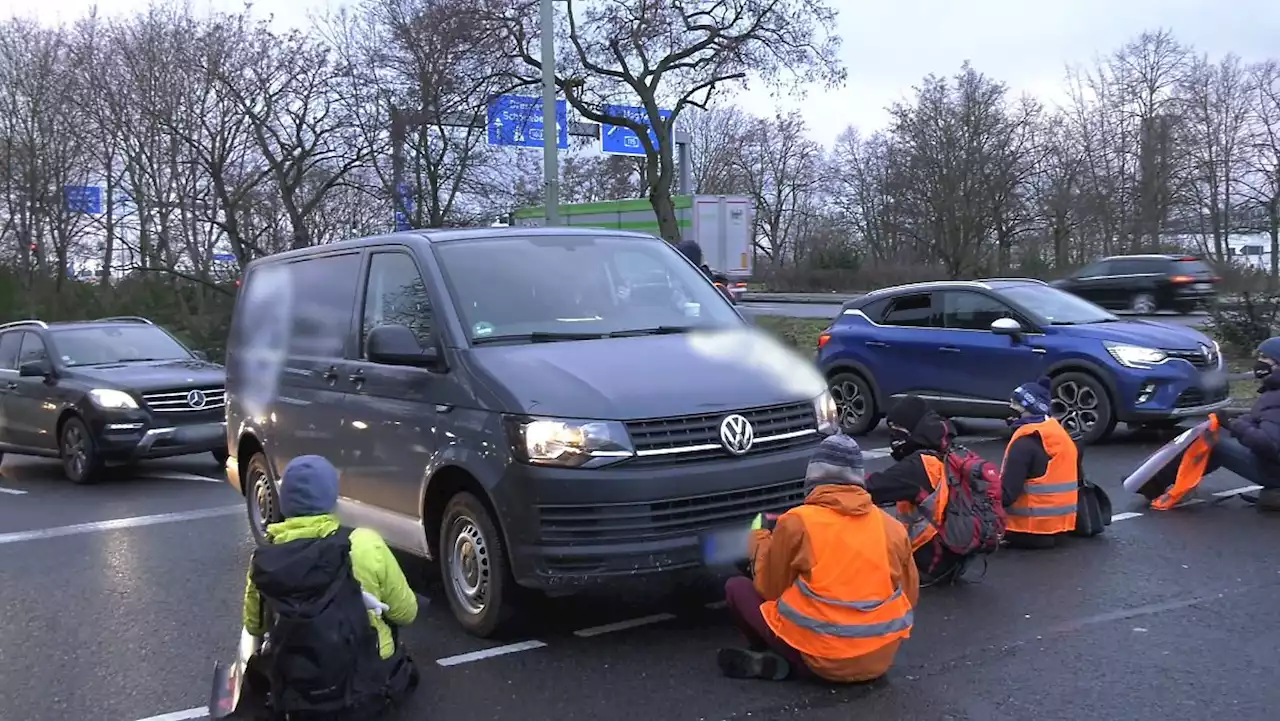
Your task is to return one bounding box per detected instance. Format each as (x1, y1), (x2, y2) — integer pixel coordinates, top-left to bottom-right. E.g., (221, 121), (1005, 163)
(278, 455), (340, 518)
(1010, 376), (1053, 416)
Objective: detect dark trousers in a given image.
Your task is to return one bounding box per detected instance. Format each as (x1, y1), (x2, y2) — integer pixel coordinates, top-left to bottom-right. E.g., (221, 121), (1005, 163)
(723, 576), (806, 671)
(1209, 436), (1279, 489)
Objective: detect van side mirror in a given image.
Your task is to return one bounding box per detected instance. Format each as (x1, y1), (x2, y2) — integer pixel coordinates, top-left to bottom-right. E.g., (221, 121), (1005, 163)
(990, 317), (1023, 337)
(18, 360), (50, 378)
(367, 324), (439, 366)
(193, 350), (209, 361)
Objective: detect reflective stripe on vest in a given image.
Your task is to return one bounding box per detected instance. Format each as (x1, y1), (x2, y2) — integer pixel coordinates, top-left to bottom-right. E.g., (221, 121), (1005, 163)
(893, 455), (948, 551)
(1003, 419), (1079, 534)
(759, 504), (914, 659)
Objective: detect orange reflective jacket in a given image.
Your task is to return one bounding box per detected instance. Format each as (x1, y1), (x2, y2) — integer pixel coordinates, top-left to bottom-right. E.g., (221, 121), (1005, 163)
(761, 504), (915, 660)
(1003, 419), (1079, 534)
(1151, 414), (1220, 511)
(893, 455), (949, 551)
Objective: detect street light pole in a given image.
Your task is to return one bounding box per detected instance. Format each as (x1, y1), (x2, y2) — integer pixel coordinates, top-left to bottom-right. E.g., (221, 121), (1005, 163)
(539, 0), (560, 226)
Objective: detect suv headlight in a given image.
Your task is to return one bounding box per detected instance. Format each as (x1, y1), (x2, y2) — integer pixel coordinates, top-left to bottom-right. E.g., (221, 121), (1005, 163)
(505, 416), (635, 468)
(1104, 341), (1168, 369)
(88, 388), (139, 409)
(814, 391), (839, 435)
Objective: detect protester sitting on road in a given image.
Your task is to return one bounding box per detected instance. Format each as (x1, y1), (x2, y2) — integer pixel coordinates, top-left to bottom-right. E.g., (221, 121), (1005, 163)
(1213, 338), (1280, 510)
(243, 455), (420, 719)
(718, 433), (918, 683)
(1000, 378), (1079, 548)
(863, 396), (968, 583)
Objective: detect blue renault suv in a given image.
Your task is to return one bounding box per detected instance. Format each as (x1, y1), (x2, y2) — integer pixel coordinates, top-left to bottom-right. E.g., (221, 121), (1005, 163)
(815, 279), (1231, 444)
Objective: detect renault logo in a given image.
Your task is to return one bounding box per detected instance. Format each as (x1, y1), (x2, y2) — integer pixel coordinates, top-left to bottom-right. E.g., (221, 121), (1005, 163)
(719, 414), (754, 455)
(1200, 343), (1216, 364)
(187, 390), (207, 409)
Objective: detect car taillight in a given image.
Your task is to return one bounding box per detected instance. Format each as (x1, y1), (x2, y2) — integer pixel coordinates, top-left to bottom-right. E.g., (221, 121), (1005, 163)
(817, 333), (831, 348)
(1169, 275), (1194, 283)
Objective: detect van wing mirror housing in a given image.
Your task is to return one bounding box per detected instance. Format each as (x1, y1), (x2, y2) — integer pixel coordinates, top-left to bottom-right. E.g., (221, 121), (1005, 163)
(367, 324), (439, 366)
(193, 350), (209, 361)
(18, 360), (49, 378)
(990, 317), (1023, 336)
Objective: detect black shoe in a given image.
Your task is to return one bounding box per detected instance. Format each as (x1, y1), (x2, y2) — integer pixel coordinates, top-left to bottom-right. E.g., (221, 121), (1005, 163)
(716, 648), (791, 680)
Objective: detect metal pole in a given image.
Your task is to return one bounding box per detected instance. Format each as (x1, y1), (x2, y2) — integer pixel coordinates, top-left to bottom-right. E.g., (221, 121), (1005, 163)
(390, 108), (407, 229)
(539, 0), (559, 226)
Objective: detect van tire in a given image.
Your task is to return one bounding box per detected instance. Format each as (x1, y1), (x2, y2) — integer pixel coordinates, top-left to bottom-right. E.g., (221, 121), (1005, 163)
(245, 452), (281, 545)
(439, 492), (515, 638)
(828, 371), (879, 435)
(1049, 371), (1115, 445)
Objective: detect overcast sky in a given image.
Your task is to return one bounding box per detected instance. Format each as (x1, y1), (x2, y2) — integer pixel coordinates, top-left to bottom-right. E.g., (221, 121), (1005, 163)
(9, 0), (1280, 146)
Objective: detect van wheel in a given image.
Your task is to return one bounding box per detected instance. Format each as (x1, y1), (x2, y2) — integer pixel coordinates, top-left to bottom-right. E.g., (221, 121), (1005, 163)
(829, 371), (879, 435)
(245, 453), (281, 544)
(61, 416), (104, 484)
(439, 492), (514, 638)
(1049, 372), (1115, 445)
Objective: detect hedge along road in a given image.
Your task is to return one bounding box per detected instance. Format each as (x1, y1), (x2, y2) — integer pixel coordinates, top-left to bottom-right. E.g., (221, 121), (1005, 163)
(1, 425), (1276, 721)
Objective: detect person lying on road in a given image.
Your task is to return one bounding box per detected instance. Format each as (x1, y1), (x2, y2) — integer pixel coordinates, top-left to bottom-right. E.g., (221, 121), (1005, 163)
(863, 396), (970, 583)
(243, 455), (420, 720)
(1000, 378), (1079, 548)
(718, 433), (918, 682)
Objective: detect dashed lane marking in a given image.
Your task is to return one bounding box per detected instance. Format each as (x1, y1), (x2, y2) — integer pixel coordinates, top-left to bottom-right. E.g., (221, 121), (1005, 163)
(1106, 485), (1261, 522)
(135, 707), (207, 721)
(1110, 512), (1144, 522)
(0, 486), (27, 495)
(573, 612), (678, 637)
(139, 470), (225, 484)
(0, 505), (242, 545)
(436, 640), (548, 666)
(1214, 485), (1262, 498)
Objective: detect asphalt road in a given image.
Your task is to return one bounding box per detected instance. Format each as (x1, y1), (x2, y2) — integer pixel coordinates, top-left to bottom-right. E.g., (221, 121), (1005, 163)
(2, 422), (1276, 721)
(738, 301), (1212, 327)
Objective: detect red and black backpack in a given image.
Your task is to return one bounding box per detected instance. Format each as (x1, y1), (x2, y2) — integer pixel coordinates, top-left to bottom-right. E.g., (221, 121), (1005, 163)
(931, 445), (1006, 557)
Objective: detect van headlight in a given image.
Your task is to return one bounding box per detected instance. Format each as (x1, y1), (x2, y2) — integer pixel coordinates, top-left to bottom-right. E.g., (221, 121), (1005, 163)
(88, 388), (139, 409)
(814, 391), (839, 435)
(505, 416), (635, 468)
(1104, 342), (1168, 369)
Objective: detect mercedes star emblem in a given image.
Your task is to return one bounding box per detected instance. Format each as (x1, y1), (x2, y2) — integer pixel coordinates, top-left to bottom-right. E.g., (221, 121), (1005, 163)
(719, 414), (755, 455)
(187, 389), (208, 409)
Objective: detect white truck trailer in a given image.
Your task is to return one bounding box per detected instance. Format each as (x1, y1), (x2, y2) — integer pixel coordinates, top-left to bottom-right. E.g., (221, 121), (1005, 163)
(511, 195), (755, 279)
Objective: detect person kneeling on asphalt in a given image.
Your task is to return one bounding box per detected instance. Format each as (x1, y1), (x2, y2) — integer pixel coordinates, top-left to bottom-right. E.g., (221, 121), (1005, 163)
(1213, 338), (1280, 510)
(718, 434), (918, 682)
(1000, 378), (1079, 548)
(243, 455), (420, 720)
(863, 396), (968, 583)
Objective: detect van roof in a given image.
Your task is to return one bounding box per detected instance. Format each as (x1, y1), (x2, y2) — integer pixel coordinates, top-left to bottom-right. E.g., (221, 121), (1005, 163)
(246, 226), (660, 269)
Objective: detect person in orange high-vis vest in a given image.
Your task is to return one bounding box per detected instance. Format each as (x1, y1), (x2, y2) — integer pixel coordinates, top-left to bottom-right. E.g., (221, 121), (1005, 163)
(719, 434), (919, 682)
(1001, 378), (1079, 548)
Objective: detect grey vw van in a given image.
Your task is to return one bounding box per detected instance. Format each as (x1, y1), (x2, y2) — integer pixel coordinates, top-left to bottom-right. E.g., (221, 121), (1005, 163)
(223, 227), (838, 637)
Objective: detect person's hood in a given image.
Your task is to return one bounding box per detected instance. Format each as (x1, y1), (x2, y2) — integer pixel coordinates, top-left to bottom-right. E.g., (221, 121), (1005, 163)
(1054, 319), (1211, 350)
(804, 483), (875, 516)
(253, 514), (345, 607)
(466, 332), (824, 418)
(900, 409), (952, 452)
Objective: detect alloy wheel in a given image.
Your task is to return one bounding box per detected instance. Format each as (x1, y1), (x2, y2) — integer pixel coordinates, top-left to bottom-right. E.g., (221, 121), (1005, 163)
(1051, 380), (1100, 438)
(63, 424), (87, 479)
(831, 379), (868, 430)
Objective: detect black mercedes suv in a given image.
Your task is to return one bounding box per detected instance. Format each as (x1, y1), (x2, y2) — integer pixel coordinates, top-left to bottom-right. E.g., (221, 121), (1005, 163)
(1050, 254), (1220, 314)
(0, 316), (227, 483)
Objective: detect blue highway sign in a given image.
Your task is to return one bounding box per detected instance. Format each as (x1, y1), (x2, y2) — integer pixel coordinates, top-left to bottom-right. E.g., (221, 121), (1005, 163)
(64, 186), (102, 214)
(213, 253), (236, 262)
(601, 105), (672, 156)
(487, 95), (569, 150)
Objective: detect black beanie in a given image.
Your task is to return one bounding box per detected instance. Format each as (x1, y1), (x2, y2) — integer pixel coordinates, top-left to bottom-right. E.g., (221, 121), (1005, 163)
(886, 395), (931, 432)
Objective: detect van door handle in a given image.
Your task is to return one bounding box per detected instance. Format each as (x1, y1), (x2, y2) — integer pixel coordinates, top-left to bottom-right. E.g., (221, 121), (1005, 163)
(865, 341), (888, 348)
(939, 346), (960, 353)
(322, 366), (339, 382)
(348, 370), (365, 385)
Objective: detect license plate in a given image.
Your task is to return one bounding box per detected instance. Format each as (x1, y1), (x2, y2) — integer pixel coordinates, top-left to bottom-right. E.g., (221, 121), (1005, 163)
(1194, 283), (1212, 290)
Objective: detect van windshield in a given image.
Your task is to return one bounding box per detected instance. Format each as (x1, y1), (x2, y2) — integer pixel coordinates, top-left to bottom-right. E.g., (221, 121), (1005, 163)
(432, 234), (744, 343)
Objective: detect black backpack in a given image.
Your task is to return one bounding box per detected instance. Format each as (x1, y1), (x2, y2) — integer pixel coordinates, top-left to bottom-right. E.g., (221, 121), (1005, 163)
(250, 527), (383, 716)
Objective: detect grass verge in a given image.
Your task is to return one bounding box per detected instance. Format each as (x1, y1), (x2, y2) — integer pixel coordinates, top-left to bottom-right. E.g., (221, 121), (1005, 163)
(753, 316), (829, 351)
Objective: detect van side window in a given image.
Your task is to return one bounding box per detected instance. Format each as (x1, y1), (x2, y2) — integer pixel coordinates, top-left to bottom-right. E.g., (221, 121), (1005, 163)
(362, 251), (433, 355)
(286, 253), (363, 357)
(18, 332), (48, 366)
(0, 332), (21, 370)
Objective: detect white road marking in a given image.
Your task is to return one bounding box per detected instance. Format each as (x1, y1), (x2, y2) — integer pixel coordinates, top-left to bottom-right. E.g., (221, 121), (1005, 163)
(0, 505), (242, 546)
(140, 470), (224, 484)
(862, 448), (893, 460)
(134, 707), (207, 721)
(573, 613), (677, 637)
(705, 600), (728, 610)
(1214, 485), (1262, 498)
(1110, 512), (1144, 522)
(435, 640), (547, 666)
(0, 487), (27, 495)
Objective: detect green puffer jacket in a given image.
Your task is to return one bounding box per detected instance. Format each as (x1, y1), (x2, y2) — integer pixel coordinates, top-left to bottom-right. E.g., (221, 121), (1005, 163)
(243, 513), (418, 659)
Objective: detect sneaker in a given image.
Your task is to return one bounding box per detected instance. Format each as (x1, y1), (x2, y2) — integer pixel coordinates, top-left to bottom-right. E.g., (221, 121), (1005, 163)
(716, 648), (791, 680)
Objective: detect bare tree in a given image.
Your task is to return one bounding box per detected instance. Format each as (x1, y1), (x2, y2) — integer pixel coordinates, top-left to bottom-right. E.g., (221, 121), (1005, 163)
(733, 111), (823, 263)
(1245, 61), (1280, 279)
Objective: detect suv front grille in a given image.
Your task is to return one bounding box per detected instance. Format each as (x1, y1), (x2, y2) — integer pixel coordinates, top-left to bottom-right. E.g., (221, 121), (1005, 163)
(1165, 348), (1217, 369)
(1175, 385), (1228, 408)
(623, 401), (818, 466)
(536, 479), (808, 544)
(142, 386), (226, 413)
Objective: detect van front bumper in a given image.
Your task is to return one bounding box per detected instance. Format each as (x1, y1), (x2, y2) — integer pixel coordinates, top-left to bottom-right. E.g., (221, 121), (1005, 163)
(496, 439), (819, 588)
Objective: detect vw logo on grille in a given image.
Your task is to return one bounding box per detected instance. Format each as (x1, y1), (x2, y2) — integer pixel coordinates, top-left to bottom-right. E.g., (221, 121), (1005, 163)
(719, 414), (754, 455)
(186, 390), (207, 409)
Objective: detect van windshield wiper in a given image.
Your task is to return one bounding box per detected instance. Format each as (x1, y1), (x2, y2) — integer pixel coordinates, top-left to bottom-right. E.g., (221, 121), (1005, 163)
(607, 326), (697, 337)
(471, 331), (604, 345)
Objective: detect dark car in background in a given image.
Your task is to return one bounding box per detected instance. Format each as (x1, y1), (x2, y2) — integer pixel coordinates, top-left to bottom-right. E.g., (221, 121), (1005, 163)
(1050, 254), (1220, 314)
(0, 316), (227, 483)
